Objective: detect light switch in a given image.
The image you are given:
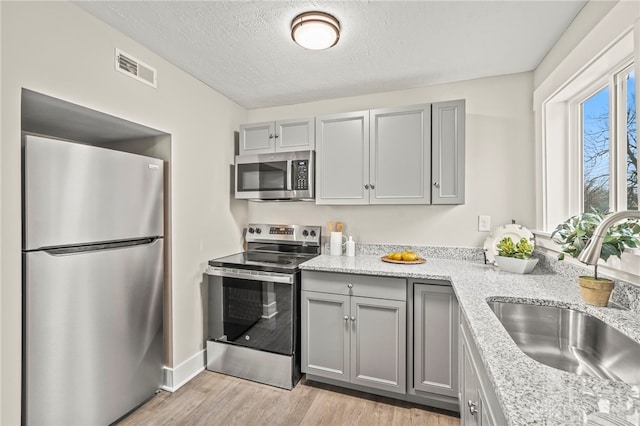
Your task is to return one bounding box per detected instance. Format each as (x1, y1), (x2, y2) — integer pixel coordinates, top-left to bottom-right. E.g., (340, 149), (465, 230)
(478, 215), (491, 232)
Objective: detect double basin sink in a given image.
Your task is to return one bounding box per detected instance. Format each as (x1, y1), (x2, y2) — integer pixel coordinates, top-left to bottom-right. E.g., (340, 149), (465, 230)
(488, 301), (640, 384)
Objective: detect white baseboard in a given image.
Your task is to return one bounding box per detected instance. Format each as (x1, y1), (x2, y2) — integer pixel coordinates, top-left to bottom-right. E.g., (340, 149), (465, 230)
(161, 349), (206, 392)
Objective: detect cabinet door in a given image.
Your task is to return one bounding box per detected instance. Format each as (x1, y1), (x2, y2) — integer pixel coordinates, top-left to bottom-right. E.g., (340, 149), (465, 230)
(413, 283), (458, 397)
(276, 118), (314, 152)
(350, 296), (406, 394)
(432, 100), (465, 205)
(461, 341), (481, 426)
(370, 104), (431, 204)
(239, 121), (276, 155)
(301, 291), (350, 382)
(315, 111), (370, 205)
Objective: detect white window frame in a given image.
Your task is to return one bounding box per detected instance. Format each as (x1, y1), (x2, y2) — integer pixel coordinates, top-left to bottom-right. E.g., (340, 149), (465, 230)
(614, 64), (637, 212)
(537, 30), (634, 233)
(570, 60), (634, 214)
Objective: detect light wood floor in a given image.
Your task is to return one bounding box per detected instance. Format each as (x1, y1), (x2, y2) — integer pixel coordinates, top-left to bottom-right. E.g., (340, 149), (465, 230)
(118, 371), (461, 425)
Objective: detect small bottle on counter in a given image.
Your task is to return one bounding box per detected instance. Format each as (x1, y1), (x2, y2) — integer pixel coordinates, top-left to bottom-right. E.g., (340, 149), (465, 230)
(345, 236), (355, 257)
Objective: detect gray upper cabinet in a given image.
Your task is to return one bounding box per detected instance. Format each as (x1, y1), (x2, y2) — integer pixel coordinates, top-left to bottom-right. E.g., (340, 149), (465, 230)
(301, 271), (406, 394)
(370, 104), (431, 204)
(316, 105), (430, 205)
(432, 100), (465, 204)
(239, 117), (314, 155)
(316, 101), (464, 205)
(315, 111), (370, 204)
(413, 282), (458, 398)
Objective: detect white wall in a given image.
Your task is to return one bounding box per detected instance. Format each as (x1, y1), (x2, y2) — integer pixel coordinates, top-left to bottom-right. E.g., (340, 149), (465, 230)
(0, 2), (247, 423)
(246, 72), (536, 248)
(533, 0), (616, 88)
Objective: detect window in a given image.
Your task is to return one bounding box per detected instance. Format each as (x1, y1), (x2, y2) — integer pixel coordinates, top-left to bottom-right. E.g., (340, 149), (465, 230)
(623, 69), (637, 210)
(578, 65), (636, 214)
(534, 6), (639, 278)
(581, 85), (610, 212)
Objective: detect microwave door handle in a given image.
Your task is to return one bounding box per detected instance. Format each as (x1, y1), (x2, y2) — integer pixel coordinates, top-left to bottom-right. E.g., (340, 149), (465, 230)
(287, 160), (293, 191)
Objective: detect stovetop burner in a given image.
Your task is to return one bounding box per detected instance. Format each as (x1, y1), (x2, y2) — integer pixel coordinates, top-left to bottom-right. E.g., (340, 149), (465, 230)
(208, 224), (322, 274)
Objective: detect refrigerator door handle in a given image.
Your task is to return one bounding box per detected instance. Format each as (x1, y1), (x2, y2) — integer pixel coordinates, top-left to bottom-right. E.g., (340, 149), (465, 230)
(41, 237), (162, 256)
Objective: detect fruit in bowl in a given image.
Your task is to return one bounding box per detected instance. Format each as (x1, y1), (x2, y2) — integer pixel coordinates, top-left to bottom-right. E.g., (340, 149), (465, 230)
(401, 251), (418, 261)
(386, 252), (402, 261)
(386, 250), (418, 261)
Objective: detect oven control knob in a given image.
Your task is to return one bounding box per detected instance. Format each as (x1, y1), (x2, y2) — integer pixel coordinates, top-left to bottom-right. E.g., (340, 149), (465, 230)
(255, 228), (262, 234)
(248, 227), (255, 234)
(310, 230), (316, 237)
(302, 229), (309, 237)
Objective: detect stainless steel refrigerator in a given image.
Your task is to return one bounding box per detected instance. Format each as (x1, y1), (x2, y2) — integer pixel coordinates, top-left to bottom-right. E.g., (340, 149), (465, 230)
(22, 135), (164, 425)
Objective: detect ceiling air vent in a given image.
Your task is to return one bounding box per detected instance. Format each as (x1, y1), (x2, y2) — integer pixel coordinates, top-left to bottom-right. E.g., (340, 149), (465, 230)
(115, 49), (157, 88)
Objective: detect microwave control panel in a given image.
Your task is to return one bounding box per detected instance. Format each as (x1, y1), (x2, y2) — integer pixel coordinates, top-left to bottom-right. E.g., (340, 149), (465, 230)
(293, 160), (309, 190)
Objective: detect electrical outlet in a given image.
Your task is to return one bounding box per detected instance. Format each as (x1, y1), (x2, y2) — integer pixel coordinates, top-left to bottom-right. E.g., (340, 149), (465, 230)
(478, 215), (491, 232)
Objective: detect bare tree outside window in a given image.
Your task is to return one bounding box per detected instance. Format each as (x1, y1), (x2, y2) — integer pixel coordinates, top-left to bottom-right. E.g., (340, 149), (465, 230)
(582, 70), (637, 213)
(626, 70), (637, 210)
(582, 87), (610, 213)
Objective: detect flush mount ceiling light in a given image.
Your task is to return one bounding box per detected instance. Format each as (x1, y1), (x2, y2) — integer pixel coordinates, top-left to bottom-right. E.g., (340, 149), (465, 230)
(291, 11), (340, 50)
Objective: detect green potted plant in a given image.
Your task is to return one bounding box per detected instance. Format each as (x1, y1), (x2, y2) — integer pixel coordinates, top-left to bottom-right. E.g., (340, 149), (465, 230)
(551, 210), (640, 306)
(494, 237), (538, 274)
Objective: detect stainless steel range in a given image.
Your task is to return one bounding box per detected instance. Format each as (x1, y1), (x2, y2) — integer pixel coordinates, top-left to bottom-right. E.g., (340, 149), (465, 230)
(205, 224), (321, 389)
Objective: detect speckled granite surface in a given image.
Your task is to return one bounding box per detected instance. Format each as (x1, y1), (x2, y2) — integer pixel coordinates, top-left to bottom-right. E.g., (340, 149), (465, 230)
(300, 247), (640, 426)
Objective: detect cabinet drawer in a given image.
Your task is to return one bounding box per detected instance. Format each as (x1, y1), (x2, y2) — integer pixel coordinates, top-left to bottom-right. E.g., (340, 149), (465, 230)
(302, 271), (406, 300)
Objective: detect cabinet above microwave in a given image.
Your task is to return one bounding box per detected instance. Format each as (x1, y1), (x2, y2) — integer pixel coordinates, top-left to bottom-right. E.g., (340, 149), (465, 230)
(239, 118), (314, 155)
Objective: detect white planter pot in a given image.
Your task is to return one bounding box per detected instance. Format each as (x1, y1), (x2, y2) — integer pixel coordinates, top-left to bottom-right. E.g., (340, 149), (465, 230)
(494, 256), (539, 274)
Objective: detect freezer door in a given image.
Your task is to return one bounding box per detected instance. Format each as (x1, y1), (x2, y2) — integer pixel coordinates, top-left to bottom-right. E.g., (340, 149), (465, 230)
(23, 239), (163, 426)
(23, 135), (164, 250)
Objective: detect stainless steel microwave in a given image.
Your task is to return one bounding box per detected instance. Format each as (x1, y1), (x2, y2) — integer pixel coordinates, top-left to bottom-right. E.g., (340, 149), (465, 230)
(234, 150), (314, 201)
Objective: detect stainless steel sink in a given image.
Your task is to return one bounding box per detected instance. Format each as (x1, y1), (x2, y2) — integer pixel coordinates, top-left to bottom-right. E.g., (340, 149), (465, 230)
(487, 301), (640, 384)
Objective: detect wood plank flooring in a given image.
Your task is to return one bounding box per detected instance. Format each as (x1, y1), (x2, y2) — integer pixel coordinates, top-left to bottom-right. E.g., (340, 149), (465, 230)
(118, 371), (461, 425)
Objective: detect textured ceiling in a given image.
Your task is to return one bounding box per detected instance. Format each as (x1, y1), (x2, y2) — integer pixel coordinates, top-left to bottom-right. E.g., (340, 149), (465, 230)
(74, 1), (587, 109)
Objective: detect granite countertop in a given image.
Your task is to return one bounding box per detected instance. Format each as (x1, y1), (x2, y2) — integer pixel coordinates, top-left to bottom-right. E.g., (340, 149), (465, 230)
(299, 252), (640, 426)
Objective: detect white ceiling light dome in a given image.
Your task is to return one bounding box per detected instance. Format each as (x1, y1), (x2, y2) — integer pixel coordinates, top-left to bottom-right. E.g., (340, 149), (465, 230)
(291, 11), (340, 50)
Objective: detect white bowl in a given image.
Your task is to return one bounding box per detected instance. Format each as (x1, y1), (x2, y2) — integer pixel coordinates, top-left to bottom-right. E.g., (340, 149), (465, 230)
(494, 256), (539, 274)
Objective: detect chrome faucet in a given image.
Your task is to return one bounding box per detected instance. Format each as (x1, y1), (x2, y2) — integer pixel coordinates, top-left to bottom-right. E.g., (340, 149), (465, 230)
(578, 210), (640, 265)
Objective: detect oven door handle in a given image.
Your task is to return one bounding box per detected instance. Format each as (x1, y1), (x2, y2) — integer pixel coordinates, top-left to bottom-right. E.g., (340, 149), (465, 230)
(206, 266), (294, 284)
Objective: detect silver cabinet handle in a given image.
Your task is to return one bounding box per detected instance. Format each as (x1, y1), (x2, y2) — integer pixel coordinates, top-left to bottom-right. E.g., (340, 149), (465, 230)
(344, 315), (349, 322)
(468, 400), (478, 415)
(347, 283), (353, 289)
(269, 134), (274, 139)
(364, 184), (369, 190)
(370, 184), (375, 190)
(433, 181), (440, 188)
(350, 316), (356, 322)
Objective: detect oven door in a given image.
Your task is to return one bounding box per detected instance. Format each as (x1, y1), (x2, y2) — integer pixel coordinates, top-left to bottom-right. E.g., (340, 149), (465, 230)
(207, 267), (297, 356)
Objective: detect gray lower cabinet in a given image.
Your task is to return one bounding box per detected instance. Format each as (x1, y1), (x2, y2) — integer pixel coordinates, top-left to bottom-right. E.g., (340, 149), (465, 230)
(412, 282), (458, 398)
(459, 312), (505, 426)
(301, 271), (407, 394)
